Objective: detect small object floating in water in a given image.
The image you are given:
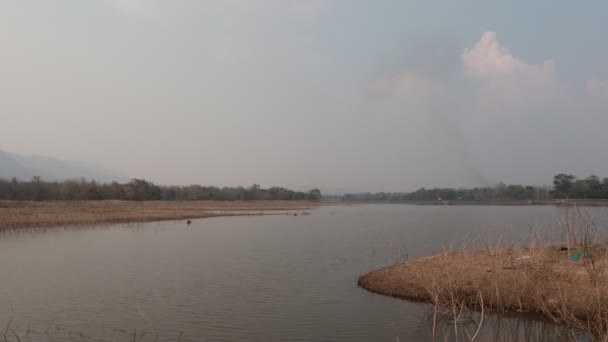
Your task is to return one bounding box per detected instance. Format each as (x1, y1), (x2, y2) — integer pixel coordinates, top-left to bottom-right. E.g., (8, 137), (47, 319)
(293, 213), (298, 216)
(571, 253), (592, 261)
(186, 219), (192, 225)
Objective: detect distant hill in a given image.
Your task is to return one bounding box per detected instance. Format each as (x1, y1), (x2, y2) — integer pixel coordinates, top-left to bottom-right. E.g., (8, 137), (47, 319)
(0, 150), (128, 183)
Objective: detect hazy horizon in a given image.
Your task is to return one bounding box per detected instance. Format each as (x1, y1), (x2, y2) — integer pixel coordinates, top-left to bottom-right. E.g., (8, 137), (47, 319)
(2, 1), (608, 193)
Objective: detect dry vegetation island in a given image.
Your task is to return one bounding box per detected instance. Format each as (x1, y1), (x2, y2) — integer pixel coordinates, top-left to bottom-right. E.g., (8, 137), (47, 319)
(359, 209), (608, 340)
(0, 200), (320, 229)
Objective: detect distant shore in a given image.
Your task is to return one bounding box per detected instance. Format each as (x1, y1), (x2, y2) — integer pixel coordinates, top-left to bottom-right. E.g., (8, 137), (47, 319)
(345, 199), (608, 206)
(0, 200), (322, 229)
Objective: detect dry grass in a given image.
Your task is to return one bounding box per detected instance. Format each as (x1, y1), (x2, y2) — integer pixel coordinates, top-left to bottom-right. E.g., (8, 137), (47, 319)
(0, 200), (320, 229)
(359, 208), (608, 340)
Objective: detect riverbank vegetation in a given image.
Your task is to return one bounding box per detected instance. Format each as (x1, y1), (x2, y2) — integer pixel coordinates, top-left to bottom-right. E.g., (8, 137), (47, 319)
(0, 200), (318, 229)
(359, 209), (608, 340)
(0, 177), (321, 201)
(343, 173), (608, 203)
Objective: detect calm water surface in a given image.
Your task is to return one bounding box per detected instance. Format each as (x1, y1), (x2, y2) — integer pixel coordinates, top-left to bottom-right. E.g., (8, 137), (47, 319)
(0, 204), (605, 341)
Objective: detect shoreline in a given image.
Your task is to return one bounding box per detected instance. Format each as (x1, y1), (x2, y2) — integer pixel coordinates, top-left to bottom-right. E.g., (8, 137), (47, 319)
(344, 199), (608, 206)
(358, 248), (608, 334)
(0, 200), (323, 229)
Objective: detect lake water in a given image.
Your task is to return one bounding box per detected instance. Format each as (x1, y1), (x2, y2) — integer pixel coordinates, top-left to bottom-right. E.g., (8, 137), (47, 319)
(0, 204), (605, 341)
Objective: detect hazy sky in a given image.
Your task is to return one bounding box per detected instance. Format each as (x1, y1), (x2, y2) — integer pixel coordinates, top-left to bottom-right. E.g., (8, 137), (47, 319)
(2, 1), (608, 192)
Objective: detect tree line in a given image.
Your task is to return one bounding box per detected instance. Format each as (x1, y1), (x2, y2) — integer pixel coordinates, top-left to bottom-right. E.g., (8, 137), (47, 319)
(552, 174), (608, 199)
(0, 177), (322, 201)
(342, 174), (608, 202)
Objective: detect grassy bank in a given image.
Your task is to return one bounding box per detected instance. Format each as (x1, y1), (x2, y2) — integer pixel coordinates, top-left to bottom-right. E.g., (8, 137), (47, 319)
(0, 200), (319, 229)
(359, 209), (608, 339)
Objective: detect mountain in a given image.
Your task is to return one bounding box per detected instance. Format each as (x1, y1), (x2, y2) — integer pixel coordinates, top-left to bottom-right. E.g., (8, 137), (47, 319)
(0, 150), (128, 182)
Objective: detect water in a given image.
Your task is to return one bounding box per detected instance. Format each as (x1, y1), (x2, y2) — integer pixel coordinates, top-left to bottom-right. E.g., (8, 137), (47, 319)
(0, 204), (605, 341)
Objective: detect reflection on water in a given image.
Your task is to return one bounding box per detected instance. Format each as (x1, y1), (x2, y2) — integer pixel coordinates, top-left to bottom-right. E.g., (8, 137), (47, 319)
(0, 205), (604, 341)
(427, 311), (580, 342)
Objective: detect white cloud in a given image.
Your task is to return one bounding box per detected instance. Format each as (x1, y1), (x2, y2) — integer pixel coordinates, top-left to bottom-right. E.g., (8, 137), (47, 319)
(583, 77), (608, 111)
(368, 31), (567, 115)
(461, 31), (563, 114)
(587, 78), (608, 97)
(461, 31), (555, 80)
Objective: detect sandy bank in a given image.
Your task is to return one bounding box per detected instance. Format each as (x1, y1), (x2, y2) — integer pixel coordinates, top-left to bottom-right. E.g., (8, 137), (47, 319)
(0, 200), (321, 229)
(359, 248), (608, 323)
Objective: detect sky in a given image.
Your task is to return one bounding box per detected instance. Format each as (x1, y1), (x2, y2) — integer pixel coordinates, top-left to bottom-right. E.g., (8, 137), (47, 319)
(2, 1), (608, 193)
